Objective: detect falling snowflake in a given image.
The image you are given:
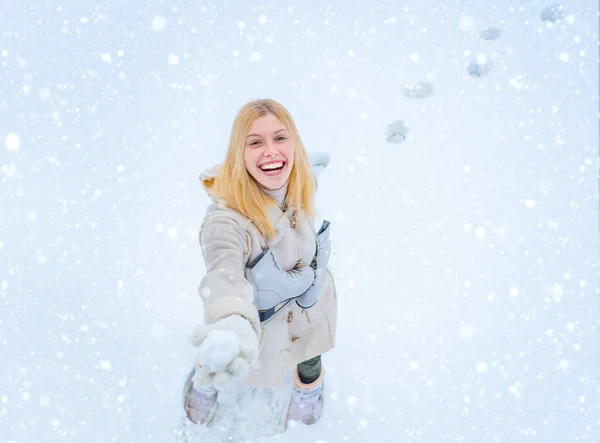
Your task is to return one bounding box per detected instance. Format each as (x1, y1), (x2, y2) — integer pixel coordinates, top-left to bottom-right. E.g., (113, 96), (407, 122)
(6, 133), (20, 152)
(151, 16), (166, 31)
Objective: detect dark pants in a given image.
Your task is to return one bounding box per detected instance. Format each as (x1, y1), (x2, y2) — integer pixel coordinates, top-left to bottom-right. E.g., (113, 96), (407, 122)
(297, 355), (321, 385)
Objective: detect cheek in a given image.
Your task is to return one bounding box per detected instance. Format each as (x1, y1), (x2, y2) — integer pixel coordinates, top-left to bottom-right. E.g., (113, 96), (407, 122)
(283, 143), (294, 160)
(244, 148), (257, 170)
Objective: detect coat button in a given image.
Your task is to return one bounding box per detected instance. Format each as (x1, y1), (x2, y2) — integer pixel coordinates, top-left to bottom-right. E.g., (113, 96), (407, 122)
(291, 336), (300, 343)
(287, 311), (294, 323)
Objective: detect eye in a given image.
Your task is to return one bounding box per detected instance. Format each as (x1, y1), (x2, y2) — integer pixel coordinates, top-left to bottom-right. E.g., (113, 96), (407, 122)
(248, 140), (261, 146)
(276, 136), (287, 141)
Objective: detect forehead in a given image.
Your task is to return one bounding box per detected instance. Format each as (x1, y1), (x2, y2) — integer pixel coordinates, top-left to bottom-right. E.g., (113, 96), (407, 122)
(248, 114), (287, 135)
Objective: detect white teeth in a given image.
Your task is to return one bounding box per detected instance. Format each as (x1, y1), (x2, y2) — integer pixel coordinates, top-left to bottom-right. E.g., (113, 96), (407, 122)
(260, 162), (283, 171)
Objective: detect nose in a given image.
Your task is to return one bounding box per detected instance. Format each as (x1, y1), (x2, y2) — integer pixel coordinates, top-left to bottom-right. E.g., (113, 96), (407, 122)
(263, 141), (279, 157)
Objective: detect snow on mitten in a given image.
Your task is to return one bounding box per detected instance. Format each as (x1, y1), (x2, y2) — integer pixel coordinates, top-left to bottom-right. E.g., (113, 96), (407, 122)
(190, 315), (259, 389)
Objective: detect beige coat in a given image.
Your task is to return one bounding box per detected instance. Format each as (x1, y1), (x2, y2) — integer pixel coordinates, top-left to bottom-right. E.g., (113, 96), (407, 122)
(197, 165), (338, 389)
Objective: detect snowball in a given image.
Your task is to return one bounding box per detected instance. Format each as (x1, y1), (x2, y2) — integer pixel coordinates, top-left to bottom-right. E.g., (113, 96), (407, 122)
(509, 287), (519, 297)
(167, 227), (177, 241)
(168, 53), (180, 65)
(250, 52), (261, 62)
(476, 361), (488, 373)
(409, 53), (419, 63)
(6, 133), (20, 152)
(523, 199), (537, 208)
(197, 330), (240, 373)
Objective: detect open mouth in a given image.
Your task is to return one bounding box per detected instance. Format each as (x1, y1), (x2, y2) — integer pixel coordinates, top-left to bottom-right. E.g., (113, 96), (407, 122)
(259, 161), (286, 176)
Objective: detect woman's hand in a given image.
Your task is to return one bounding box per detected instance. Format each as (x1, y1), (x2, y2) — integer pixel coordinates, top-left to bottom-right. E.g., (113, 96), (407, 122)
(190, 315), (260, 388)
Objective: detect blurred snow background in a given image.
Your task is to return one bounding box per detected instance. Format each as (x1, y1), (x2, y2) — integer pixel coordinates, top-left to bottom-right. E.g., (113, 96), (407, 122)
(0, 1), (598, 442)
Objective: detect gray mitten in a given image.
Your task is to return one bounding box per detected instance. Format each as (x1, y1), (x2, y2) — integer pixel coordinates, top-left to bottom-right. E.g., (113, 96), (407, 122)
(247, 248), (315, 310)
(296, 221), (331, 309)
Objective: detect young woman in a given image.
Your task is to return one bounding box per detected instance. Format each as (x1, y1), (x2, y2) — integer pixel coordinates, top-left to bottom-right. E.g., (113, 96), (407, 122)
(183, 99), (338, 429)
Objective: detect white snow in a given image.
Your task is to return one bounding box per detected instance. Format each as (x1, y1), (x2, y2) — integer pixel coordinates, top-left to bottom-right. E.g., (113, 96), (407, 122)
(1, 1), (599, 443)
(5, 133), (20, 152)
(458, 16), (475, 32)
(475, 361), (489, 373)
(100, 360), (113, 370)
(151, 16), (167, 31)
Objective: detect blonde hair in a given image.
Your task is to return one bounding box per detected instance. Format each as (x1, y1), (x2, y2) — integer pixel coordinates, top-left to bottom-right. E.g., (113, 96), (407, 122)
(204, 99), (316, 240)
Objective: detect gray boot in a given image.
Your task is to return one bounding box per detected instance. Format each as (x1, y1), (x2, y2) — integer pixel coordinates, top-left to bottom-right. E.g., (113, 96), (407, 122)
(282, 366), (325, 429)
(183, 367), (218, 425)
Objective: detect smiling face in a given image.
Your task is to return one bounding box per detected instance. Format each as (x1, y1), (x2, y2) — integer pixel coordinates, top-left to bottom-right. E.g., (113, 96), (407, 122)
(244, 113), (294, 190)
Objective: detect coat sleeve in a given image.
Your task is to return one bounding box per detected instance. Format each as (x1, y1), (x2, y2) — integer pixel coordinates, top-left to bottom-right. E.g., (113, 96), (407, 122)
(198, 215), (261, 335)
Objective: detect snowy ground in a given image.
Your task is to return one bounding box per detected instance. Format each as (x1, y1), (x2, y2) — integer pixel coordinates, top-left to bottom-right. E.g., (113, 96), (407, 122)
(1, 1), (599, 442)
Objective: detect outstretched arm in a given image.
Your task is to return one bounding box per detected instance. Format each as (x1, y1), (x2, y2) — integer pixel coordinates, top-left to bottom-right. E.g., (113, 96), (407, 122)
(192, 215), (261, 387)
(198, 215), (261, 334)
